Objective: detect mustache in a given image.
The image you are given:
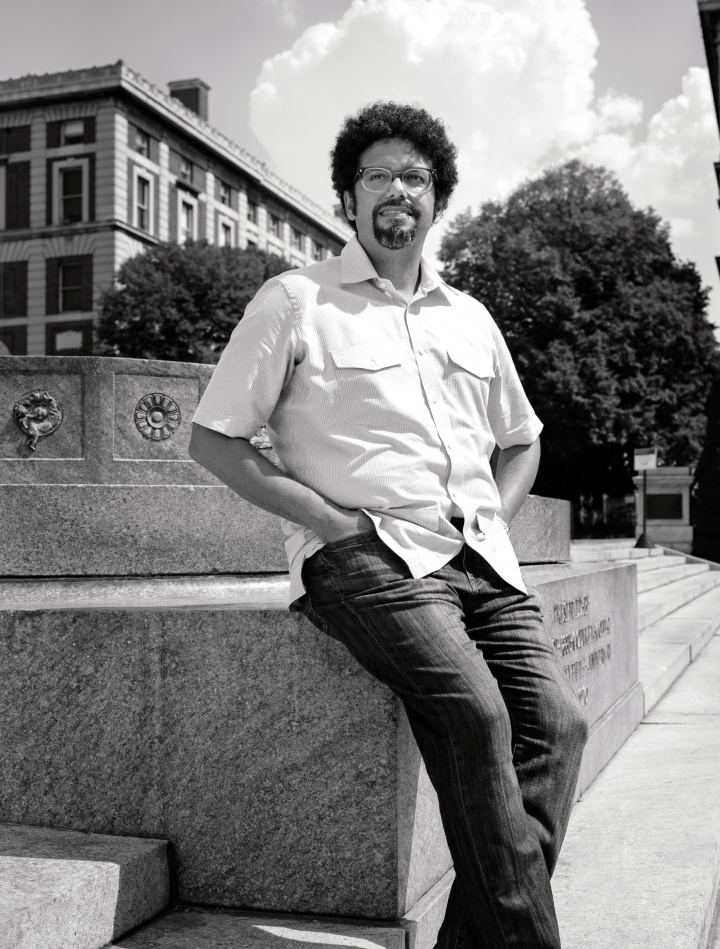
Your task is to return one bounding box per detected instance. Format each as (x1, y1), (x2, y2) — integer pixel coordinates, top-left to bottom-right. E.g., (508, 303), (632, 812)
(373, 199), (419, 219)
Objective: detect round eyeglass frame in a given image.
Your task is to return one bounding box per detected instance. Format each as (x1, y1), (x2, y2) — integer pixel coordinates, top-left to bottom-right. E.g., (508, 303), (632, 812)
(354, 166), (436, 195)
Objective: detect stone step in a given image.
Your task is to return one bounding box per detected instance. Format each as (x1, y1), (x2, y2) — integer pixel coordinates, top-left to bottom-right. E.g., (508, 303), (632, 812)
(628, 553), (687, 574)
(636, 561), (708, 593)
(638, 571), (720, 632)
(571, 545), (664, 563)
(0, 824), (168, 949)
(554, 633), (720, 949)
(639, 585), (720, 712)
(112, 907), (409, 948)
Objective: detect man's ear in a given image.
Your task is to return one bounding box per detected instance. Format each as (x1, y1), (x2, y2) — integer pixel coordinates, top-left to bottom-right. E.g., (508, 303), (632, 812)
(433, 198), (447, 224)
(344, 190), (357, 221)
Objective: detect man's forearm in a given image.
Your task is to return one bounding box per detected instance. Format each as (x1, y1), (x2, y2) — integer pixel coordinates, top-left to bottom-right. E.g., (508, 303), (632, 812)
(188, 423), (371, 542)
(494, 437), (541, 524)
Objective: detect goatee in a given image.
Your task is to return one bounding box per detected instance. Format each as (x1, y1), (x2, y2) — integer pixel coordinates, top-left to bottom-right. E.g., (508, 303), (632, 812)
(372, 204), (419, 249)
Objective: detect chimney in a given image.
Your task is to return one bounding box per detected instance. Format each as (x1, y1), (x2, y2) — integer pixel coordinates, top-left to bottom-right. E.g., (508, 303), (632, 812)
(168, 79), (210, 121)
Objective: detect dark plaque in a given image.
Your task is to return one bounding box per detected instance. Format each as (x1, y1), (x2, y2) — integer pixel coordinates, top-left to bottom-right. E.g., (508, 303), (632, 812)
(647, 493), (683, 520)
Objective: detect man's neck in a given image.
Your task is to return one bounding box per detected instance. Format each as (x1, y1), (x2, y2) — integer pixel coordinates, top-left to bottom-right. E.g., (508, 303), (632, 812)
(360, 240), (424, 299)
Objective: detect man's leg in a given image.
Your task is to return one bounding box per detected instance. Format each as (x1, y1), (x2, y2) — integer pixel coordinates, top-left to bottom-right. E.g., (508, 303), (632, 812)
(432, 544), (588, 948)
(298, 532), (583, 949)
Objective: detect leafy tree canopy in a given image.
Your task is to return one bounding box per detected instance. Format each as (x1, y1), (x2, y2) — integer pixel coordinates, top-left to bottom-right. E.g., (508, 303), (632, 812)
(439, 160), (719, 500)
(97, 241), (292, 363)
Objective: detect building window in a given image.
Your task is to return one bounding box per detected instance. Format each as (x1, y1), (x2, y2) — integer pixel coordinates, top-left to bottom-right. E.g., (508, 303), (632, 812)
(4, 161), (30, 229)
(178, 192), (198, 242)
(61, 120), (85, 146)
(247, 200), (258, 225)
(46, 320), (93, 356)
(312, 240), (324, 261)
(219, 182), (231, 206)
(290, 227), (303, 250)
(134, 171), (153, 232)
(246, 237), (257, 250)
(60, 166), (83, 224)
(268, 213), (281, 238)
(52, 158), (89, 225)
(0, 261), (28, 317)
(135, 129), (150, 157)
(46, 255), (93, 315)
(219, 220), (233, 247)
(180, 158), (193, 183)
(59, 261), (85, 311)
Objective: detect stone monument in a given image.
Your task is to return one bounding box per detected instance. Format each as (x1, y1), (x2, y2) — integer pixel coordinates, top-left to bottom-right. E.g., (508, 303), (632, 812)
(0, 355), (640, 947)
(633, 466), (694, 553)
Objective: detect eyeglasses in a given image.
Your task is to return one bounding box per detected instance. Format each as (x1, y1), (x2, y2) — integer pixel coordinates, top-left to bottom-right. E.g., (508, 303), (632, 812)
(355, 166), (435, 195)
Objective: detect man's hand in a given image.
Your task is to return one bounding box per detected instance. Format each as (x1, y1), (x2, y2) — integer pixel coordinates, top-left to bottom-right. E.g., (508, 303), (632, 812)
(318, 506), (375, 544)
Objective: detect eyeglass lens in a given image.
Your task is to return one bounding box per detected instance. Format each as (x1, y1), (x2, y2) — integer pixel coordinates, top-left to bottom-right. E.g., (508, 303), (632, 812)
(360, 168), (433, 193)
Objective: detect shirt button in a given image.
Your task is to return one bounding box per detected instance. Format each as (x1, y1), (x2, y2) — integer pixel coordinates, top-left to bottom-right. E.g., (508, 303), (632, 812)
(431, 397), (437, 403)
(418, 348), (425, 355)
(370, 359), (377, 366)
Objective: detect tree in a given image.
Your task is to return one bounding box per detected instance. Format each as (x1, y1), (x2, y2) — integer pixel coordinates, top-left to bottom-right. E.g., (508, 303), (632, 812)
(692, 372), (720, 561)
(96, 241), (292, 363)
(439, 160), (719, 501)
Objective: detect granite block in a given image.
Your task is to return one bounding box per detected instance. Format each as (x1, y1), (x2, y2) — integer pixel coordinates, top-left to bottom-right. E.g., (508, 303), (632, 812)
(523, 562), (638, 729)
(2, 488), (570, 578)
(0, 356), (217, 485)
(0, 823), (168, 948)
(0, 561), (638, 917)
(574, 682), (644, 798)
(0, 607), (409, 917)
(1, 485), (289, 576)
(509, 494), (570, 563)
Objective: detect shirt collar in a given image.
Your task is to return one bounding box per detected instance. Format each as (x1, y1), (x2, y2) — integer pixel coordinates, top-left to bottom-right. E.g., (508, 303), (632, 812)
(340, 235), (452, 300)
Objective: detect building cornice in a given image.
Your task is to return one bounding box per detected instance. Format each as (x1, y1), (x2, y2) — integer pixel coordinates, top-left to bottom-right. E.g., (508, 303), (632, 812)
(0, 62), (352, 245)
(699, 1), (720, 124)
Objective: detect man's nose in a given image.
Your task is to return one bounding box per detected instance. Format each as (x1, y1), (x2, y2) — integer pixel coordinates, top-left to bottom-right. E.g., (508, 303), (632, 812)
(386, 174), (408, 197)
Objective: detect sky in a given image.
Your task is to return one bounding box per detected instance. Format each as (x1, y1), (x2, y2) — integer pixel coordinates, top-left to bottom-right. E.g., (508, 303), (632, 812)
(3, 0), (719, 329)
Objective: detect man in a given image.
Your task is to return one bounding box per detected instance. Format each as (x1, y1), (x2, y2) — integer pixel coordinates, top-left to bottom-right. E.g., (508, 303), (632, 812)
(190, 102), (588, 949)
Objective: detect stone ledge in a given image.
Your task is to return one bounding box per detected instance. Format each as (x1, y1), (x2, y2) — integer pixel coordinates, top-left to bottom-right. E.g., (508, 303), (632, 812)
(0, 823), (168, 949)
(1, 487), (569, 577)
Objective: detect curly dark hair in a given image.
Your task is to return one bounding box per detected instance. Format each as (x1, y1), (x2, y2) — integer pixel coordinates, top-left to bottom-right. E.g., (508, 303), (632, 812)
(330, 101), (459, 230)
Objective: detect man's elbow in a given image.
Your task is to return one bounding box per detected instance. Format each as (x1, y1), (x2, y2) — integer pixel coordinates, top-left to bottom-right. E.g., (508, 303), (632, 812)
(188, 422), (215, 465)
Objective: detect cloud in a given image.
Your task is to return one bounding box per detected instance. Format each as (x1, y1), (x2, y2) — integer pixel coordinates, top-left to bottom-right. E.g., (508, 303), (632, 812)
(268, 0), (300, 29)
(249, 0), (720, 326)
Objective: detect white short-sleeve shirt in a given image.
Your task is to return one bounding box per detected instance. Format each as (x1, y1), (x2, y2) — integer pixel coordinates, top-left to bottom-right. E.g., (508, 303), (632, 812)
(193, 235), (543, 607)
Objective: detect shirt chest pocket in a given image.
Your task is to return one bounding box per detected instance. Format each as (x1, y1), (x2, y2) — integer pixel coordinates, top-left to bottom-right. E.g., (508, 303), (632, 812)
(329, 344), (423, 429)
(445, 343), (495, 412)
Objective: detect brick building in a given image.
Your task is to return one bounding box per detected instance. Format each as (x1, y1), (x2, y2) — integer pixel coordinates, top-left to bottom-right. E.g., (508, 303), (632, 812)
(0, 62), (351, 356)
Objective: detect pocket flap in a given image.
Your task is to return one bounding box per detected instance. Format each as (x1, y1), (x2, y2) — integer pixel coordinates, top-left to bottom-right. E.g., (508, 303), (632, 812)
(330, 344), (404, 371)
(447, 344), (495, 379)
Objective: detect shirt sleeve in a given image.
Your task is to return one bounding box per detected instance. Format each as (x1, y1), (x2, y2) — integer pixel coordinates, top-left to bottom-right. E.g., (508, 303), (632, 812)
(192, 277), (298, 439)
(486, 314), (543, 449)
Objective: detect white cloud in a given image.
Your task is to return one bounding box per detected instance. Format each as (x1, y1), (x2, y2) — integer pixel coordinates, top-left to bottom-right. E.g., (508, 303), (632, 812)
(268, 0), (300, 29)
(249, 0), (720, 328)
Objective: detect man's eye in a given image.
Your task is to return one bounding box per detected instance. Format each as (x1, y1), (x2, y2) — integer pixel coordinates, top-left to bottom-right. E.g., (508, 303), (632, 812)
(405, 173), (423, 183)
(368, 170), (388, 181)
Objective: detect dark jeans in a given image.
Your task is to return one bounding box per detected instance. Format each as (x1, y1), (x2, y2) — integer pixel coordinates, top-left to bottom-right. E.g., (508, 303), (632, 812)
(293, 530), (588, 949)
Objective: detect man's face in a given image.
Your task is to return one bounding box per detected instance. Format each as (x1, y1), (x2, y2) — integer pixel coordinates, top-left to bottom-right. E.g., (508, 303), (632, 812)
(344, 138), (437, 252)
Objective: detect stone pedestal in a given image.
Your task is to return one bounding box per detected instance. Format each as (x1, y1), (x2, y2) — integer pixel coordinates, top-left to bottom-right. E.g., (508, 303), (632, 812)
(0, 355), (640, 946)
(633, 466), (694, 553)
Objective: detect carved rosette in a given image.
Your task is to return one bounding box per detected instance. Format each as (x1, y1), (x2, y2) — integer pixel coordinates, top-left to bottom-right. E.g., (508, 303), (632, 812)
(134, 392), (181, 441)
(13, 390), (64, 451)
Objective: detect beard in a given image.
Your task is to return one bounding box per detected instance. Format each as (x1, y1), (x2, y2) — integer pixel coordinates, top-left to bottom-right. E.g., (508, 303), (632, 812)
(372, 201), (419, 249)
